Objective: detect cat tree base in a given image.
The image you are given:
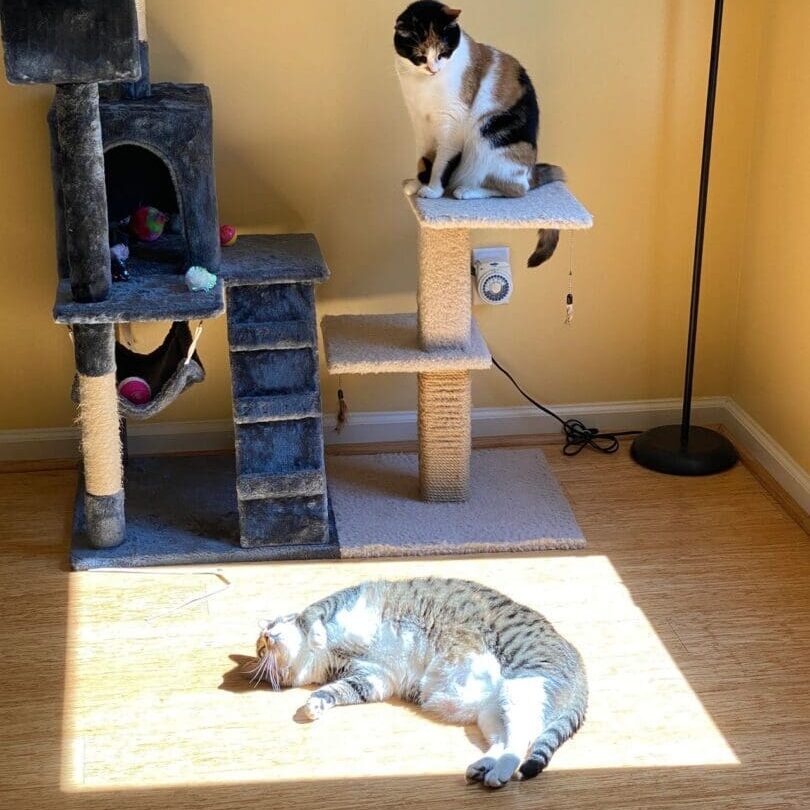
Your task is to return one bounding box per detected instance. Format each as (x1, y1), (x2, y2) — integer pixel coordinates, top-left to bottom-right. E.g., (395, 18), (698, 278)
(68, 449), (585, 569)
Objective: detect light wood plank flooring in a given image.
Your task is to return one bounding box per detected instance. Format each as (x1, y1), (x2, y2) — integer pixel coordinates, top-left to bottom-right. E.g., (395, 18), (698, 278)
(0, 445), (808, 809)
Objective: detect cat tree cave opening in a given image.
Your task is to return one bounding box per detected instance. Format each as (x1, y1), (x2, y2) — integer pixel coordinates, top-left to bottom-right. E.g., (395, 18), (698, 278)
(105, 143), (187, 272)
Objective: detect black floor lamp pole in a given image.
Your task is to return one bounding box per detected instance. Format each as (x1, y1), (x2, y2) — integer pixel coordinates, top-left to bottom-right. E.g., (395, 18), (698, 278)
(631, 0), (738, 476)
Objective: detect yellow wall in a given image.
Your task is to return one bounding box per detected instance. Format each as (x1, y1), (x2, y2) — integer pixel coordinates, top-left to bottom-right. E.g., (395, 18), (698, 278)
(0, 1), (804, 472)
(729, 0), (810, 472)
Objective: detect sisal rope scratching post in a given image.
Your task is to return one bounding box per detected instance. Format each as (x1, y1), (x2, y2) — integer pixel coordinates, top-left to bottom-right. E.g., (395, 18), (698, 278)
(417, 227), (471, 350)
(78, 374), (123, 496)
(73, 324), (126, 549)
(416, 227), (473, 501)
(418, 371), (471, 501)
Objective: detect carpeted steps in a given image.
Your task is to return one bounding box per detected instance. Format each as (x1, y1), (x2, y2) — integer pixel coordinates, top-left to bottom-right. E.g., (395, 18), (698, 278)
(228, 320), (316, 352)
(232, 392), (322, 424)
(222, 235), (330, 548)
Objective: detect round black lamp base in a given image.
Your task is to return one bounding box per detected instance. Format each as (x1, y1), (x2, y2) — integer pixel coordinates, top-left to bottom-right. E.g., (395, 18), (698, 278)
(631, 424), (738, 476)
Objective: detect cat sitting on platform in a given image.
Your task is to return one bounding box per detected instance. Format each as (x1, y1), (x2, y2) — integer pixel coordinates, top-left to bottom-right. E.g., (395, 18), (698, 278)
(394, 2), (564, 266)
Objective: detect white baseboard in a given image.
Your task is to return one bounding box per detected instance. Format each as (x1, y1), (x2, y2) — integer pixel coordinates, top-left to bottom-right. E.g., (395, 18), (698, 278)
(321, 396), (729, 444)
(0, 427), (81, 462)
(0, 396), (727, 459)
(0, 420), (235, 462)
(1, 397), (806, 518)
(722, 399), (810, 515)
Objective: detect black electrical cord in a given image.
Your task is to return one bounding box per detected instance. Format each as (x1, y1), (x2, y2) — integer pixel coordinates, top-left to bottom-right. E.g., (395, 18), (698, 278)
(491, 357), (642, 456)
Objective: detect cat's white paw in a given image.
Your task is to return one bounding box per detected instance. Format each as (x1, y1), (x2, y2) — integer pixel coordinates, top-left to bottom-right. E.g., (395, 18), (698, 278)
(301, 695), (330, 720)
(452, 186), (485, 200)
(417, 184), (444, 199)
(466, 756), (497, 783)
(466, 753), (521, 789)
(403, 179), (422, 196)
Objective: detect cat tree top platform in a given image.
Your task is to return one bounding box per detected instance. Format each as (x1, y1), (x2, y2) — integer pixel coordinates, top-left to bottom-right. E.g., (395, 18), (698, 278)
(321, 313), (492, 375)
(407, 181), (593, 230)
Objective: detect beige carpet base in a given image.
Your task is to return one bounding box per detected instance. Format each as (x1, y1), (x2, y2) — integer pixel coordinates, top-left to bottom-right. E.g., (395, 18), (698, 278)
(326, 448), (585, 558)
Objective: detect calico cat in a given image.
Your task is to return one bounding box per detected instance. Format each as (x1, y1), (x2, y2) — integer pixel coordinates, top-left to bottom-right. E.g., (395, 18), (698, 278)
(251, 577), (587, 788)
(395, 1), (563, 266)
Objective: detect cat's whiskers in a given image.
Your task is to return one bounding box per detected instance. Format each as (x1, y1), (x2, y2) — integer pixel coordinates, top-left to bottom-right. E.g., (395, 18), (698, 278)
(249, 654), (271, 687)
(247, 647), (290, 690)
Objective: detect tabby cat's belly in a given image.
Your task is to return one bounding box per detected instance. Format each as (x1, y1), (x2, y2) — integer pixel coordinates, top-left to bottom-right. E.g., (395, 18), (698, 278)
(419, 651), (502, 723)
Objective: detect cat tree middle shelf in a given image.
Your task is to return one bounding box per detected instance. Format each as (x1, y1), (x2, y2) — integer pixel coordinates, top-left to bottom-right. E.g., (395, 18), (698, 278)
(321, 313), (491, 375)
(53, 274), (225, 324)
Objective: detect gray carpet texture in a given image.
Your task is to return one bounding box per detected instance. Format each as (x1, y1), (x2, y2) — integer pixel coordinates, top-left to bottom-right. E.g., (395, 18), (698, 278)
(327, 448), (585, 558)
(70, 449), (583, 569)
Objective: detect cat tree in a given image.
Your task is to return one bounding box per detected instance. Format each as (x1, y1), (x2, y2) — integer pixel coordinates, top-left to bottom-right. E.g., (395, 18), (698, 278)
(322, 185), (592, 503)
(2, 0), (592, 566)
(0, 0), (332, 564)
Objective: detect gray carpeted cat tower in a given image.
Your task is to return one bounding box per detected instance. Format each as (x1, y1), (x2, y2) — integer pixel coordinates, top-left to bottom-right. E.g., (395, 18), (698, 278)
(2, 0), (592, 568)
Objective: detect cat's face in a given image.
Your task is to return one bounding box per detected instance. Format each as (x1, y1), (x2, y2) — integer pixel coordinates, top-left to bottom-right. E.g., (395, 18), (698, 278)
(252, 613), (327, 690)
(394, 1), (462, 76)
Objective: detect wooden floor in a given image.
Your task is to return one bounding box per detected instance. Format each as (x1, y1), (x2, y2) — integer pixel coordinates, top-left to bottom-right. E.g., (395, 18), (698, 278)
(1, 445), (809, 809)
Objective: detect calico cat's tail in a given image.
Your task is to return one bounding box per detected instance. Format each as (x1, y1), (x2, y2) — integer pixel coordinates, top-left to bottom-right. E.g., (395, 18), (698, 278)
(519, 667), (588, 779)
(532, 162), (566, 188)
(527, 163), (566, 267)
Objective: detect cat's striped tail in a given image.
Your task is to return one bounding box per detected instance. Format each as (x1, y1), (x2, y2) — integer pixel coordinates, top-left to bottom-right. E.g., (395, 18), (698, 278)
(519, 670), (588, 779)
(527, 163), (566, 268)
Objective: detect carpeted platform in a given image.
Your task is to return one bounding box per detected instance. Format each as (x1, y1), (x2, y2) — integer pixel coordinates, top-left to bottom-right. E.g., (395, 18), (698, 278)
(407, 181), (594, 230)
(327, 448), (584, 557)
(70, 449), (583, 569)
(321, 312), (492, 375)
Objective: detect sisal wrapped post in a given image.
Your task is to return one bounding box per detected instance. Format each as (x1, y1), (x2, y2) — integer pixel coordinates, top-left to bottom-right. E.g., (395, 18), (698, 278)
(418, 371), (471, 501)
(417, 227), (471, 350)
(415, 222), (473, 501)
(73, 324), (126, 548)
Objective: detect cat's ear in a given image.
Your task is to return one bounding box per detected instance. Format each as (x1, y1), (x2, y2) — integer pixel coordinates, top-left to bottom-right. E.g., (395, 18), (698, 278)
(394, 20), (409, 35)
(443, 7), (462, 20)
(307, 619), (328, 651)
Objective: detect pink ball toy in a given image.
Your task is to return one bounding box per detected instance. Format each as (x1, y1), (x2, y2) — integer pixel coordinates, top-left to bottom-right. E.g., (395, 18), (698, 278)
(130, 206), (168, 242)
(118, 377), (151, 405)
(220, 224), (238, 247)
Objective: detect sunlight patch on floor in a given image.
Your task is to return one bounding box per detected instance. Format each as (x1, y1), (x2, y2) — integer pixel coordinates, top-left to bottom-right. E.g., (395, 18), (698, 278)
(60, 555), (739, 791)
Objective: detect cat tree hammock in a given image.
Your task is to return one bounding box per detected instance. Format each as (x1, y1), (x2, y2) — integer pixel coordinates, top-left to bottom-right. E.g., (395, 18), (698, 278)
(322, 184), (592, 502)
(1, 0), (591, 567)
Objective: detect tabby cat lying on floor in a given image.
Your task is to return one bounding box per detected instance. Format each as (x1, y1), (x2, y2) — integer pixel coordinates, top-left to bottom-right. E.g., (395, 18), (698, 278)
(394, 1), (564, 266)
(250, 577), (587, 788)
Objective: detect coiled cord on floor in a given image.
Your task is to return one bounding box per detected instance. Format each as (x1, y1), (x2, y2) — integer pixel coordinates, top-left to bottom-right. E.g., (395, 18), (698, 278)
(491, 357), (642, 456)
